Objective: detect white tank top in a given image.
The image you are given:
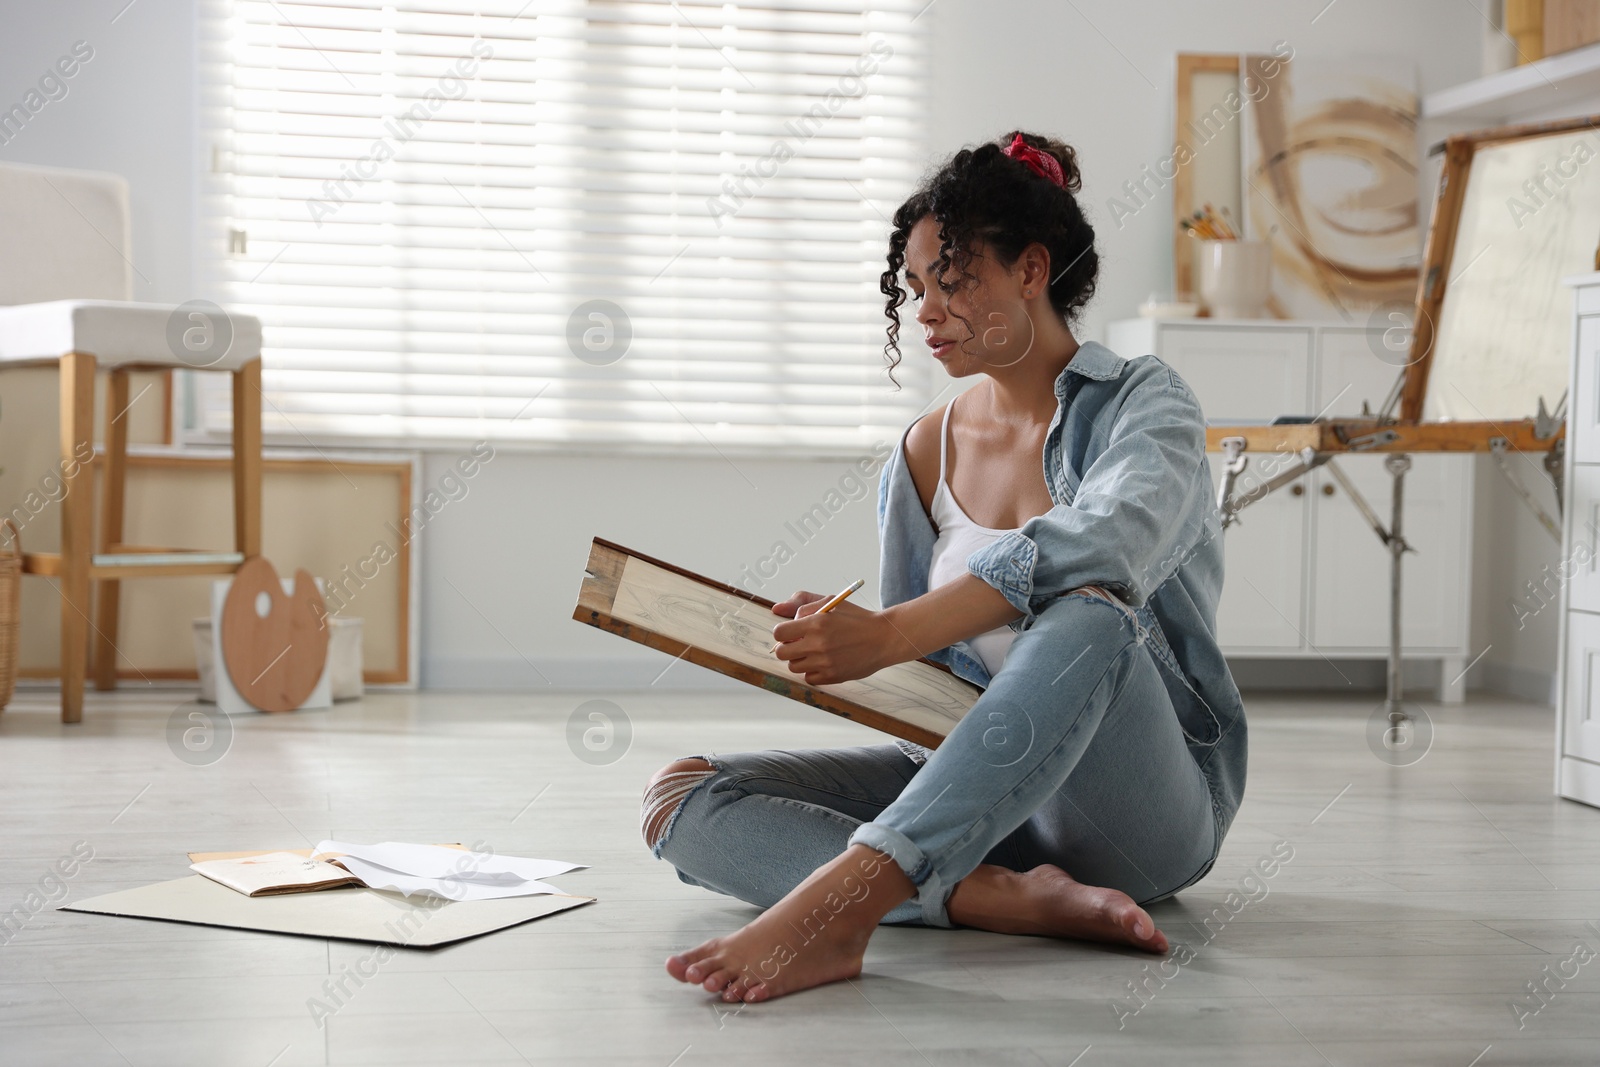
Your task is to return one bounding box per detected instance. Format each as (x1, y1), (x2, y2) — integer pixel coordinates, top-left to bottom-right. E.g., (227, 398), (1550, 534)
(926, 396), (1021, 676)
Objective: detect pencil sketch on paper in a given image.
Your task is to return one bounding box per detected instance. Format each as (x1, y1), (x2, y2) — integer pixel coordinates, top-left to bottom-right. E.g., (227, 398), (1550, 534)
(649, 592), (775, 659)
(1424, 128), (1600, 422)
(610, 556), (980, 736)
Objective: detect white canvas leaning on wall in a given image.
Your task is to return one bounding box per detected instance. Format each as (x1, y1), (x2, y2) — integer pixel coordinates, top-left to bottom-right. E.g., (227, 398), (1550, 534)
(1240, 55), (1421, 320)
(1425, 127), (1600, 423)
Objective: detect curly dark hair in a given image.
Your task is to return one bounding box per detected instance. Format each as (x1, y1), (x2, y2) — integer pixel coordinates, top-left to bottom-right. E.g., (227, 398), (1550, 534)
(879, 131), (1099, 385)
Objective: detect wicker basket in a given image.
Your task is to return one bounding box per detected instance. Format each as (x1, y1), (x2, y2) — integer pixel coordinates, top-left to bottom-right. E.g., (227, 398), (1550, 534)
(0, 519), (19, 709)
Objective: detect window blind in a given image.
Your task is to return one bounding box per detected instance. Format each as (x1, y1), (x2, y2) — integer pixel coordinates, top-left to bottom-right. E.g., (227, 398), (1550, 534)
(197, 0), (932, 454)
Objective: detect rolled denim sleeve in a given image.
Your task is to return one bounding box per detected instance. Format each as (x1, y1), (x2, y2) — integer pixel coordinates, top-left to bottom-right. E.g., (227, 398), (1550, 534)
(966, 369), (1210, 618)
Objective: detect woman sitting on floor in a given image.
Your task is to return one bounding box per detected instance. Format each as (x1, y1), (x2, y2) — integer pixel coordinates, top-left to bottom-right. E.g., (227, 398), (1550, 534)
(641, 130), (1248, 1004)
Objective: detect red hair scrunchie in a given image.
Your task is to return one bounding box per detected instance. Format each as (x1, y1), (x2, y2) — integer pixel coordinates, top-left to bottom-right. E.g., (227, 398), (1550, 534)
(1001, 132), (1065, 188)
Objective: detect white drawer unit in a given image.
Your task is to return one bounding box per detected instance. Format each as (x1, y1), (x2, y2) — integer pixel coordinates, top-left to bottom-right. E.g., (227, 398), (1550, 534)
(1559, 273), (1600, 808)
(1567, 464), (1600, 615)
(1572, 316), (1600, 465)
(1147, 324), (1312, 421)
(1108, 317), (1474, 699)
(1562, 610), (1600, 767)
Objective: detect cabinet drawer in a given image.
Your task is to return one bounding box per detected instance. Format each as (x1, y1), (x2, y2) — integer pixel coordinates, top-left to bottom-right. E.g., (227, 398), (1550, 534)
(1316, 328), (1405, 418)
(1152, 325), (1312, 423)
(1566, 466), (1600, 614)
(1308, 454), (1471, 652)
(1573, 317), (1600, 464)
(1563, 610), (1600, 765)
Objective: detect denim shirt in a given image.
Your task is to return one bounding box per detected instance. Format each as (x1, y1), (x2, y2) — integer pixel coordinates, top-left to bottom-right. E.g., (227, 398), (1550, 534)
(876, 340), (1247, 835)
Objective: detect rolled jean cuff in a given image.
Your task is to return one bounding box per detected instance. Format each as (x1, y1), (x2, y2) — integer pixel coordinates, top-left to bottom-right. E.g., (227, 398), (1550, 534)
(846, 821), (954, 929)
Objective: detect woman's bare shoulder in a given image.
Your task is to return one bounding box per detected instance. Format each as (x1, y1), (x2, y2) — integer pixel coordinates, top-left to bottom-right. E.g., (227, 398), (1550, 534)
(901, 404), (946, 517)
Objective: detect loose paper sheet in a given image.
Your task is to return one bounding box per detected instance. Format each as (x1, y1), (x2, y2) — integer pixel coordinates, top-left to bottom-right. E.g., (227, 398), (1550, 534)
(312, 841), (586, 901)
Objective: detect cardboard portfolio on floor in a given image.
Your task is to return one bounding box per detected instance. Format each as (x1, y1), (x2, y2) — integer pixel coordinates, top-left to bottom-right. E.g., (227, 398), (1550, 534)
(60, 845), (594, 947)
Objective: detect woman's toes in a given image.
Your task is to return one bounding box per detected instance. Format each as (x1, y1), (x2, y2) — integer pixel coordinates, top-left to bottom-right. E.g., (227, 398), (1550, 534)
(699, 966), (737, 994)
(1123, 906), (1166, 952)
(668, 940), (720, 982)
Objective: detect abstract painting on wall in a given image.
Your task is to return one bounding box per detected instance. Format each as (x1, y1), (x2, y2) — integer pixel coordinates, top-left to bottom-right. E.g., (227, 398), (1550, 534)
(1240, 55), (1420, 319)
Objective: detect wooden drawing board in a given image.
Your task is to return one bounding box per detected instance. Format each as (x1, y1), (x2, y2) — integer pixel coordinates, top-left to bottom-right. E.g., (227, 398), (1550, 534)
(573, 538), (982, 748)
(1404, 114), (1600, 423)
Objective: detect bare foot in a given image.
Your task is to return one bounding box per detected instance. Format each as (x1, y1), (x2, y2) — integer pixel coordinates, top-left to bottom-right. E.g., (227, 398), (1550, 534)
(665, 844), (913, 1003)
(947, 863), (1168, 954)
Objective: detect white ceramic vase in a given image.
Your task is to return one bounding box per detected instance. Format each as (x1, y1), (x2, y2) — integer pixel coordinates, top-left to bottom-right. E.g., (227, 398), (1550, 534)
(1198, 239), (1272, 319)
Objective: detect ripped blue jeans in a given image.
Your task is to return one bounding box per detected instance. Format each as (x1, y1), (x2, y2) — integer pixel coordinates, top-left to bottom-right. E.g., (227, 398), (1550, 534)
(646, 588), (1235, 928)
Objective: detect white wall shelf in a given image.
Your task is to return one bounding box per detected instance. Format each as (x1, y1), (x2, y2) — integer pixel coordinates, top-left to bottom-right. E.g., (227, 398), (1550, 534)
(1423, 41), (1600, 121)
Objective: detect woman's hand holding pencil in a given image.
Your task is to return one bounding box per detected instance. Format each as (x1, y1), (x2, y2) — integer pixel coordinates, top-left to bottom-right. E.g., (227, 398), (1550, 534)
(770, 579), (905, 685)
(769, 578), (864, 651)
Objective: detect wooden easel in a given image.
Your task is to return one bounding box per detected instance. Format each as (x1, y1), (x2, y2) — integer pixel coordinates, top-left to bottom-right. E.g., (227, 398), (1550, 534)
(1206, 115), (1593, 735)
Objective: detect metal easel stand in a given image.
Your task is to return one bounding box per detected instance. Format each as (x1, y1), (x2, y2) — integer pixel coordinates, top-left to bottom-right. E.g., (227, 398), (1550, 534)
(1486, 395), (1567, 545)
(1217, 434), (1416, 736)
(1219, 405), (1567, 738)
(1380, 454), (1413, 741)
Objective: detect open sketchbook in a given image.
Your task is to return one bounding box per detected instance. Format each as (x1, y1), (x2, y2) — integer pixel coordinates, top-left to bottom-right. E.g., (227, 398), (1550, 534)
(572, 538), (983, 747)
(190, 852), (361, 896)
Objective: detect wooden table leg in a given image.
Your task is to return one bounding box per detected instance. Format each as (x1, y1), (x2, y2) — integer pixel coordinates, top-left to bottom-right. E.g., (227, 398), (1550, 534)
(93, 368), (130, 691)
(59, 351), (96, 724)
(232, 359), (263, 559)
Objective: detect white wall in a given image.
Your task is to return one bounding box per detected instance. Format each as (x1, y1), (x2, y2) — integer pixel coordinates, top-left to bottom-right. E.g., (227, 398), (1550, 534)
(923, 0), (1485, 348)
(3, 0), (1557, 699)
(0, 0), (195, 303)
(419, 447), (892, 688)
(1475, 449), (1562, 704)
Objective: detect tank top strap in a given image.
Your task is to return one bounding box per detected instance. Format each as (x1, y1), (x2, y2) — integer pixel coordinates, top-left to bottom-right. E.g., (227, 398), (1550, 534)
(938, 395), (955, 486)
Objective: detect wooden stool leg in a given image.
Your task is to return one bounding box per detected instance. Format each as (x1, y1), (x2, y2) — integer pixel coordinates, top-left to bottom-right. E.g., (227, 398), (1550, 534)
(59, 352), (96, 724)
(93, 368), (130, 691)
(232, 359), (263, 558)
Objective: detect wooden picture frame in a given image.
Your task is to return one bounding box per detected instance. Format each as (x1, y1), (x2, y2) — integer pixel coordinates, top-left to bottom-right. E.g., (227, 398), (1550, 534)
(1173, 53), (1243, 299)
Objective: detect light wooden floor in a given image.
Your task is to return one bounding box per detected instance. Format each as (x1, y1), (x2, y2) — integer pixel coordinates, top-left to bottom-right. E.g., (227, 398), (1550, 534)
(0, 684), (1596, 1066)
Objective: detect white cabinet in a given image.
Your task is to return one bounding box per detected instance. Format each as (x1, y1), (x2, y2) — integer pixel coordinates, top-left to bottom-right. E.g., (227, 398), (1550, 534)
(1146, 324), (1312, 420)
(1308, 457), (1471, 651)
(1107, 318), (1474, 694)
(1205, 453), (1307, 651)
(1567, 465), (1600, 614)
(1559, 274), (1600, 807)
(1562, 611), (1600, 767)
